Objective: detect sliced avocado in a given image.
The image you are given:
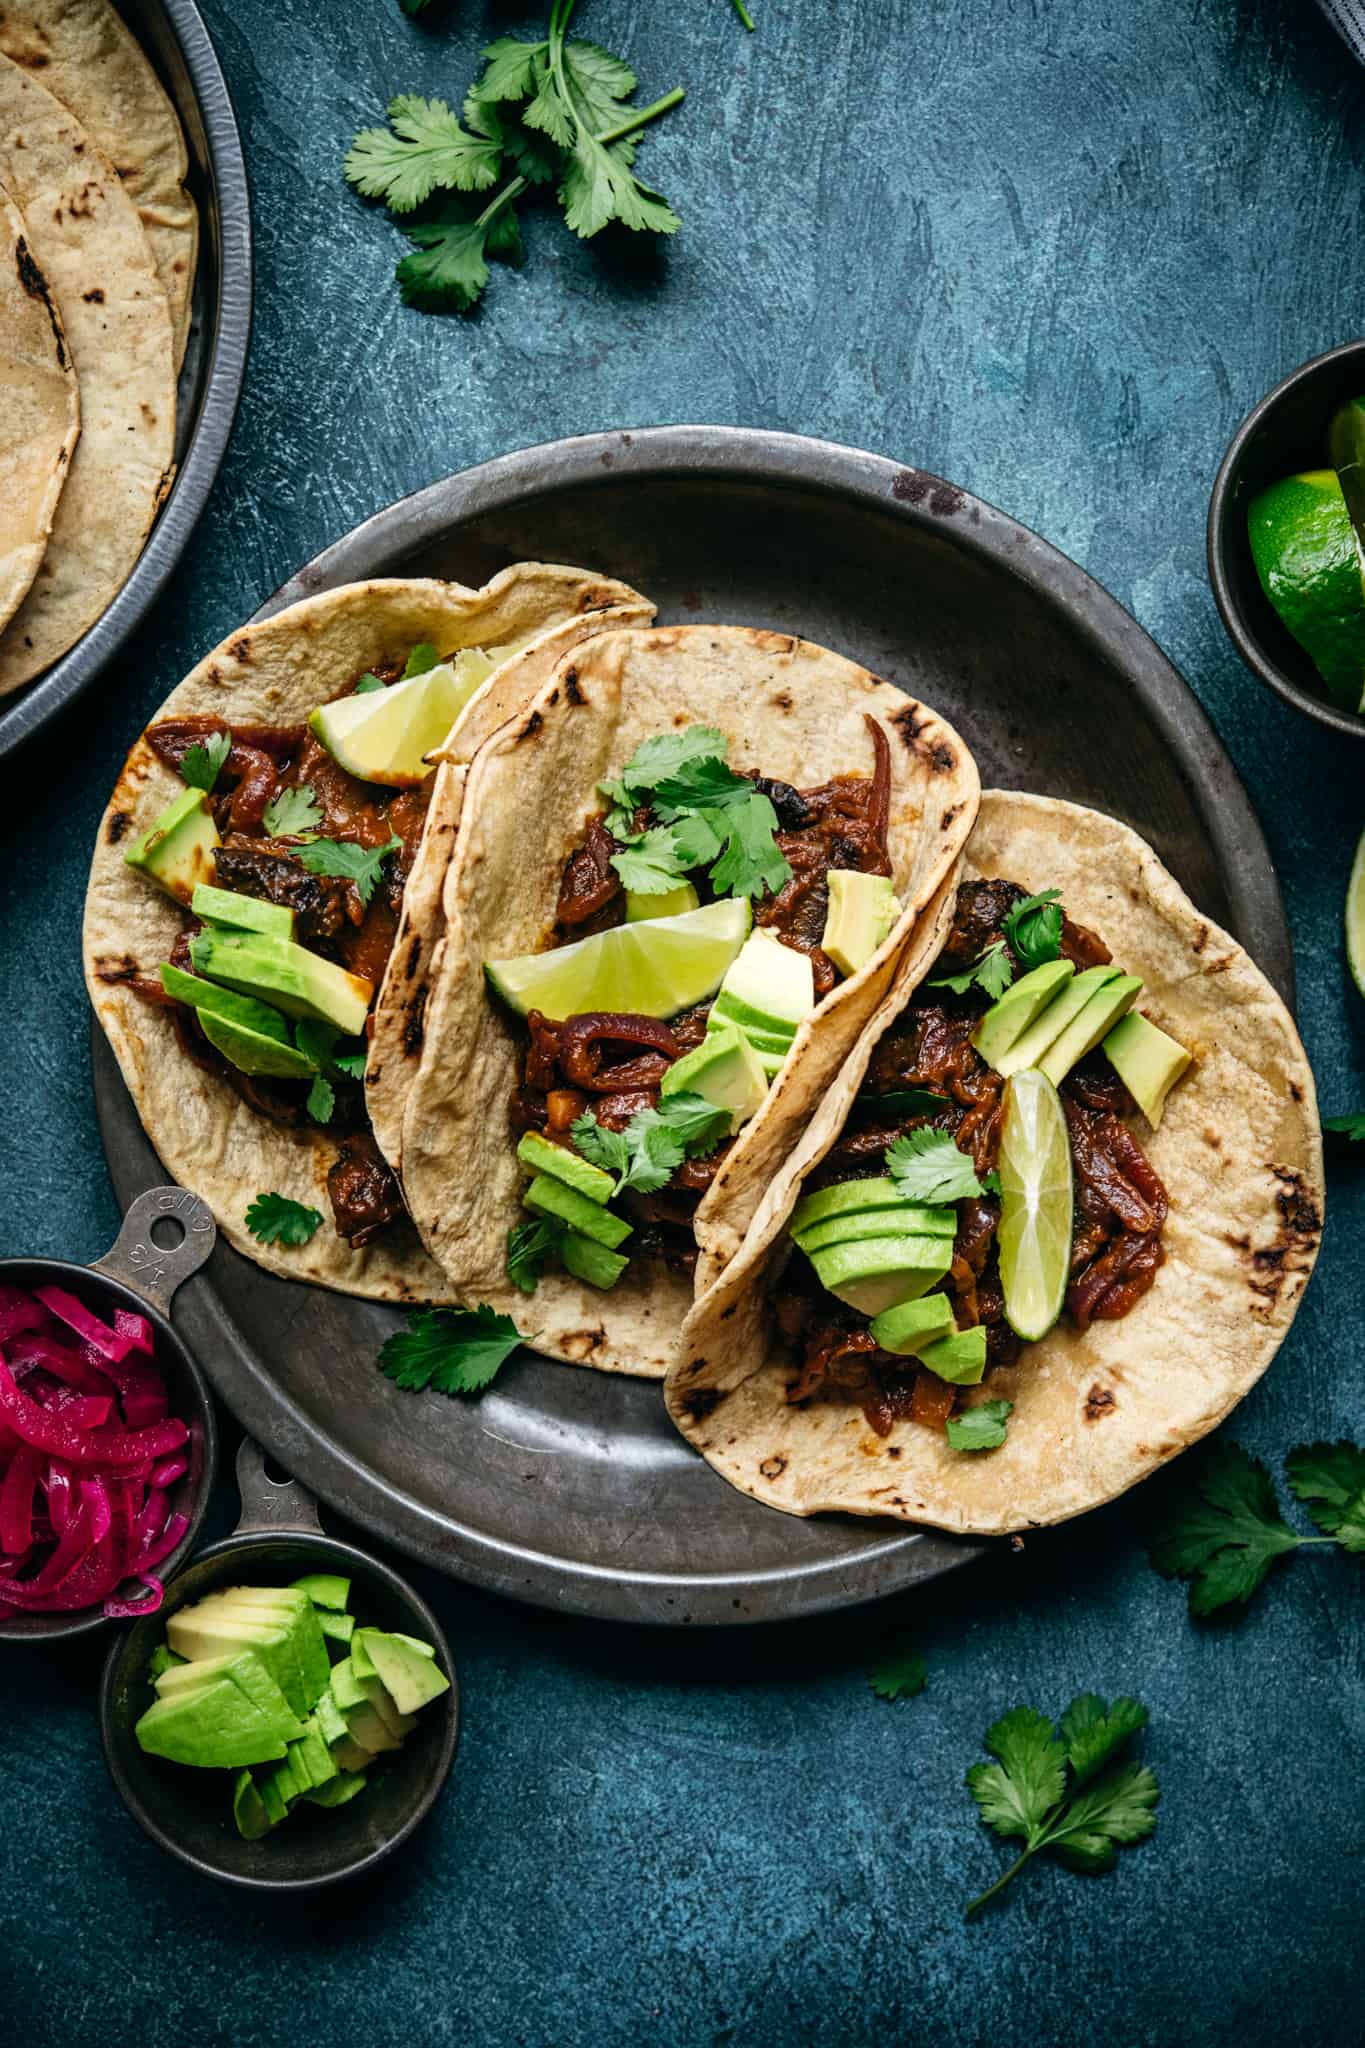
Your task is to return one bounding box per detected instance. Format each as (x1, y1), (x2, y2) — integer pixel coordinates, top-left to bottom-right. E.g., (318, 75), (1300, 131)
(147, 1643), (187, 1682)
(155, 1649), (305, 1739)
(808, 1234), (954, 1317)
(869, 1293), (957, 1355)
(990, 966), (1121, 1080)
(388, 1632), (436, 1660)
(328, 1655), (366, 1712)
(200, 1008), (317, 1080)
(715, 930), (815, 1033)
(660, 1019), (767, 1132)
(331, 1732), (375, 1774)
(312, 1690), (349, 1748)
(626, 882), (700, 922)
(289, 1722), (339, 1791)
(709, 995), (795, 1051)
(166, 1594), (321, 1719)
(265, 1749), (308, 1808)
(797, 1206), (959, 1255)
(348, 1661), (414, 1740)
(123, 788), (220, 906)
(320, 1610), (355, 1647)
(155, 1654), (239, 1695)
(1102, 1010), (1192, 1127)
(821, 870), (899, 978)
(973, 958), (1076, 1072)
(523, 1174), (632, 1249)
(134, 1680), (291, 1770)
(191, 883), (294, 941)
(356, 1629), (451, 1716)
(159, 964), (294, 1043)
(917, 1325), (988, 1385)
(189, 930), (372, 1037)
(789, 1178), (955, 1241)
(1036, 975), (1142, 1088)
(560, 1230), (630, 1291)
(291, 1571), (352, 1612)
(338, 1697), (402, 1755)
(516, 1129), (615, 1204)
(753, 1045), (788, 1079)
(349, 1631), (379, 1682)
(302, 1770), (369, 1809)
(255, 1769), (289, 1828)
(233, 1768), (274, 1840)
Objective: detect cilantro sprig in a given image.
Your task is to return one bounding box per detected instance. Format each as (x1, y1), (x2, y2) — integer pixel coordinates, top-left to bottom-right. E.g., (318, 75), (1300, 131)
(180, 730), (230, 794)
(571, 1089), (731, 1195)
(929, 940), (1013, 1001)
(1150, 1438), (1365, 1614)
(244, 1193), (323, 1247)
(946, 1399), (1012, 1452)
(263, 784), (322, 838)
(886, 1128), (989, 1204)
(506, 1216), (564, 1294)
(601, 725), (792, 902)
(867, 1638), (927, 1701)
(1003, 887), (1062, 970)
(378, 1304), (523, 1394)
(965, 1695), (1158, 1915)
(296, 834), (402, 908)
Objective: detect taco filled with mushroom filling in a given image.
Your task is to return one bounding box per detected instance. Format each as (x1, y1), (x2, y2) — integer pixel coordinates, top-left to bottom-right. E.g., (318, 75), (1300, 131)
(84, 565), (653, 1300)
(399, 624), (980, 1376)
(667, 792), (1323, 1531)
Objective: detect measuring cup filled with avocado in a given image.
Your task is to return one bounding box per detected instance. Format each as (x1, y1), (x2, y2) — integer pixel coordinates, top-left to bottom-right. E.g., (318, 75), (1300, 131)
(1247, 397), (1365, 715)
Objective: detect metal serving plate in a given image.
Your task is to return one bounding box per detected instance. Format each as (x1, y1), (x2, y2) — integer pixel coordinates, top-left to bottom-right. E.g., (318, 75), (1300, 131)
(94, 427), (1294, 1625)
(0, 0), (251, 760)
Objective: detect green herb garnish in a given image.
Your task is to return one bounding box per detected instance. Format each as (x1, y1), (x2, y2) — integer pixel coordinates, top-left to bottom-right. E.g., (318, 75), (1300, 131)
(180, 730), (231, 793)
(354, 673), (388, 696)
(1151, 1438), (1365, 1614)
(1003, 888), (1063, 969)
(929, 940), (1013, 1001)
(945, 1399), (1013, 1452)
(603, 724), (792, 902)
(378, 1304), (523, 1394)
(886, 1128), (986, 1204)
(570, 1089), (731, 1195)
(263, 784), (322, 837)
(965, 1695), (1158, 1916)
(296, 834), (402, 908)
(402, 642), (441, 678)
(305, 1074), (335, 1123)
(244, 1192), (323, 1247)
(1322, 1111), (1365, 1140)
(506, 1216), (564, 1294)
(333, 1048), (369, 1081)
(867, 1639), (927, 1701)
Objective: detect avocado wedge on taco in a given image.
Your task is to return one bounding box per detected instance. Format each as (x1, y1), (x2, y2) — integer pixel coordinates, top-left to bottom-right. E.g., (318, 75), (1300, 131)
(667, 792), (1323, 1532)
(399, 625), (980, 1377)
(84, 564), (653, 1300)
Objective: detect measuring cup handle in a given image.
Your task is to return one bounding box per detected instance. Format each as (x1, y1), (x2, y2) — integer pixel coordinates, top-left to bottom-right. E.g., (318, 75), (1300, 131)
(91, 1186), (216, 1316)
(233, 1438), (323, 1536)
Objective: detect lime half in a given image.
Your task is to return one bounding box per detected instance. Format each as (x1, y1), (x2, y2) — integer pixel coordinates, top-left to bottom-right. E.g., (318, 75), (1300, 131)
(996, 1068), (1074, 1343)
(486, 898), (750, 1020)
(1347, 825), (1365, 999)
(1247, 471), (1365, 712)
(309, 650), (496, 785)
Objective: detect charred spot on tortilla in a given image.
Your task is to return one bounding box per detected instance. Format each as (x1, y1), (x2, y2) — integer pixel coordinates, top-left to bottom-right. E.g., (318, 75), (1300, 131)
(82, 286), (104, 303)
(1084, 1385), (1117, 1421)
(93, 955), (138, 984)
(228, 636), (252, 663)
(1289, 1080), (1304, 1104)
(403, 933), (422, 980)
(719, 1302), (737, 1320)
(1191, 922), (1209, 953)
(759, 1455), (787, 1480)
(106, 810), (133, 844)
(401, 989), (428, 1057)
(941, 803), (961, 831)
(563, 668), (584, 705)
(516, 709), (543, 743)
(546, 686), (559, 707)
(680, 1386), (724, 1421)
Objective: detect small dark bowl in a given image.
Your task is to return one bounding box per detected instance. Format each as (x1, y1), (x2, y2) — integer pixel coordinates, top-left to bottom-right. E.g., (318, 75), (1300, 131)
(1208, 337), (1365, 739)
(99, 1449), (459, 1892)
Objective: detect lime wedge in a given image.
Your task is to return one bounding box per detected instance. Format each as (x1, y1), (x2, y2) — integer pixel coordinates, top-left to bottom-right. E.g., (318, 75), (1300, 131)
(309, 650), (496, 785)
(486, 898), (751, 1020)
(996, 1068), (1074, 1343)
(1347, 824), (1365, 999)
(1247, 471), (1365, 712)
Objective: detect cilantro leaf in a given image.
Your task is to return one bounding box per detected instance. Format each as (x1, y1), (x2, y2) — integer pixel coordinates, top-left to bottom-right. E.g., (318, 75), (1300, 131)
(708, 792), (791, 900)
(930, 940), (1013, 1001)
(468, 38), (543, 108)
(263, 785), (322, 838)
(867, 1638), (927, 1701)
(507, 1217), (563, 1295)
(650, 1090), (733, 1156)
(1003, 888), (1063, 969)
(180, 730), (230, 793)
(296, 834), (402, 909)
(244, 1192), (322, 1247)
(945, 1399), (1012, 1452)
(378, 1304), (522, 1395)
(569, 1092), (729, 1197)
(1149, 1440), (1302, 1615)
(396, 190), (524, 313)
(333, 1048), (368, 1081)
(611, 827), (691, 896)
(344, 94), (502, 213)
(650, 755), (752, 820)
(965, 1695), (1157, 1914)
(669, 809), (726, 869)
(306, 1074), (335, 1124)
(569, 1113), (632, 1185)
(620, 726), (728, 793)
(886, 1128), (985, 1203)
(354, 673), (387, 696)
(1285, 1440), (1365, 1552)
(623, 1115), (686, 1193)
(402, 642), (440, 678)
(1322, 1111), (1365, 1140)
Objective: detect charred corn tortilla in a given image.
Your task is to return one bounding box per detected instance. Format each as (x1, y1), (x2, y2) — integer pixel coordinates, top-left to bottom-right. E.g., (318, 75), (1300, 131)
(0, 178), (79, 634)
(667, 792), (1323, 1533)
(400, 624), (980, 1377)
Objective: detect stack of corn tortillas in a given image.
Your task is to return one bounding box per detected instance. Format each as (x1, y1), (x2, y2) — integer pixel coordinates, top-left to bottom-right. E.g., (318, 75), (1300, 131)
(0, 0), (197, 698)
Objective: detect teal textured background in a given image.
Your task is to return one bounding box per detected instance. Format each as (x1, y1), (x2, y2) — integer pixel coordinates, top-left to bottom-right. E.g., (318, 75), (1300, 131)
(2, 1), (1364, 2041)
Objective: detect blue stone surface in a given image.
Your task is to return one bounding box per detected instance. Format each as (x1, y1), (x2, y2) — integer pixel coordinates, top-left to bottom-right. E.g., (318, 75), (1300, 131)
(2, 0), (1363, 2039)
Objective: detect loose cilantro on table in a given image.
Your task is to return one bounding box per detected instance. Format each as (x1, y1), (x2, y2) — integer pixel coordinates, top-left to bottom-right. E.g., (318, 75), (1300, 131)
(245, 1192), (323, 1247)
(886, 1128), (987, 1204)
(296, 834), (402, 908)
(945, 1399), (1012, 1452)
(571, 1089), (731, 1196)
(1148, 1438), (1365, 1615)
(506, 1217), (565, 1294)
(347, 0), (684, 314)
(1003, 887), (1062, 969)
(1322, 1110), (1365, 1141)
(867, 1638), (927, 1701)
(929, 940), (1013, 1001)
(1286, 1440), (1365, 1550)
(964, 1694), (1158, 1915)
(180, 730), (231, 793)
(378, 1304), (523, 1394)
(263, 784), (322, 837)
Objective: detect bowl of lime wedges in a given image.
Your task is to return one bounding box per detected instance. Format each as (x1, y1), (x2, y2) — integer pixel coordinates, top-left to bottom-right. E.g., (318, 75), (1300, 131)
(1209, 338), (1365, 737)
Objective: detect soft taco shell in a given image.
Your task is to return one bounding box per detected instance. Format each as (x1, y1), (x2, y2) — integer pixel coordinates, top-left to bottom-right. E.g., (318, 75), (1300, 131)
(0, 178), (79, 633)
(667, 792), (1324, 1532)
(85, 565), (646, 1302)
(400, 624), (980, 1377)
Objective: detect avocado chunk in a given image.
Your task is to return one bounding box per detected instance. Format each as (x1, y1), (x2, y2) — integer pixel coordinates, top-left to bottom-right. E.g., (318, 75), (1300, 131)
(147, 1643), (186, 1682)
(191, 883), (294, 940)
(789, 1178), (955, 1241)
(660, 1018), (767, 1132)
(708, 1003), (793, 1053)
(1102, 1009), (1192, 1126)
(154, 1649), (305, 1738)
(1036, 975), (1141, 1088)
(255, 1769), (290, 1828)
(189, 930), (372, 1037)
(337, 1697), (402, 1756)
(123, 788), (220, 905)
(265, 1749), (308, 1808)
(356, 1628), (450, 1715)
(990, 966), (1122, 1079)
(159, 964), (294, 1043)
(288, 1721), (340, 1791)
(808, 1234), (954, 1316)
(291, 1571), (352, 1612)
(134, 1680), (292, 1770)
(516, 1129), (615, 1204)
(753, 1045), (788, 1079)
(626, 882), (700, 921)
(917, 1325), (988, 1385)
(320, 1610), (355, 1647)
(302, 1770), (369, 1809)
(167, 1588), (330, 1718)
(714, 930), (815, 1035)
(348, 1630), (379, 1681)
(821, 870), (899, 978)
(560, 1230), (630, 1290)
(523, 1174), (631, 1249)
(200, 1008), (317, 1080)
(973, 958), (1076, 1072)
(330, 1732), (375, 1774)
(796, 1206), (960, 1255)
(233, 1768), (274, 1840)
(869, 1293), (957, 1355)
